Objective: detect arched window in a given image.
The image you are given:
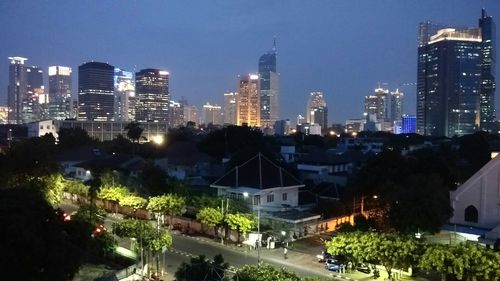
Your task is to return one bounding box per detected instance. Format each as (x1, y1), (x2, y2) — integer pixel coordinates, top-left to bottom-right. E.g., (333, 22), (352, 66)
(464, 205), (478, 223)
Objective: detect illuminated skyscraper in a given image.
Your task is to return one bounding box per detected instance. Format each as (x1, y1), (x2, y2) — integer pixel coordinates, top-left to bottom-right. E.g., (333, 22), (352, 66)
(223, 92), (238, 125)
(78, 62), (115, 121)
(183, 105), (199, 125)
(7, 56), (28, 124)
(114, 68), (135, 121)
(306, 91), (328, 129)
(479, 9), (496, 132)
(202, 102), (223, 125)
(169, 100), (184, 127)
(135, 69), (169, 123)
(259, 39), (279, 128)
(364, 87), (389, 122)
(417, 10), (495, 136)
(390, 89), (404, 122)
(25, 66), (46, 123)
(48, 66), (72, 120)
(237, 74), (260, 127)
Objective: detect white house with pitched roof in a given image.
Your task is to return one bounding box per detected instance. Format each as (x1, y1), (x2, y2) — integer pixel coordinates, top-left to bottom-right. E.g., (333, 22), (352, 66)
(450, 154), (500, 243)
(211, 153), (304, 213)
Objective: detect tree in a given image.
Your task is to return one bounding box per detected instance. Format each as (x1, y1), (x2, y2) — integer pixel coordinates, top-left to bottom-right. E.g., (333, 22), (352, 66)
(325, 232), (418, 280)
(125, 121), (144, 143)
(197, 207), (224, 238)
(0, 188), (82, 281)
(57, 127), (96, 151)
(120, 195), (148, 212)
(420, 243), (500, 281)
(225, 213), (255, 243)
(175, 254), (230, 281)
(235, 264), (301, 281)
(147, 194), (186, 227)
(97, 186), (130, 202)
(140, 162), (168, 195)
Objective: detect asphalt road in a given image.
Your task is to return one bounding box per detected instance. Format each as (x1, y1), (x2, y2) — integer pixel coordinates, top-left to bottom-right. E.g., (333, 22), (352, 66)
(61, 201), (334, 280)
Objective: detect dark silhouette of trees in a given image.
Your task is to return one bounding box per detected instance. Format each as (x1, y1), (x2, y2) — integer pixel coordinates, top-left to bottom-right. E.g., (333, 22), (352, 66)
(125, 122), (144, 143)
(175, 254), (229, 281)
(58, 127), (96, 151)
(0, 188), (82, 281)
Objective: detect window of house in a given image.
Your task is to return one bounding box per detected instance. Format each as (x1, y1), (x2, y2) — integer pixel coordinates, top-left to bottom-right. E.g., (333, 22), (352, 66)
(464, 205), (478, 223)
(267, 194), (274, 203)
(253, 195), (260, 205)
(282, 193), (287, 201)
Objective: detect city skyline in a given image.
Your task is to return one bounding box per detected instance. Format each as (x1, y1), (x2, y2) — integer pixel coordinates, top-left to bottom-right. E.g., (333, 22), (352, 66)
(1, 1), (500, 124)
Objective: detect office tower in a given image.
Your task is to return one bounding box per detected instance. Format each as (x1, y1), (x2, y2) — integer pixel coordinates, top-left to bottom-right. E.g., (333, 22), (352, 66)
(78, 62), (115, 121)
(202, 102), (223, 125)
(364, 87), (389, 122)
(237, 74), (260, 127)
(297, 114), (305, 125)
(183, 105), (199, 125)
(274, 119), (290, 136)
(390, 89), (404, 122)
(417, 10), (495, 137)
(114, 68), (135, 121)
(306, 91), (328, 129)
(223, 92), (238, 124)
(402, 115), (417, 134)
(135, 69), (169, 123)
(48, 66), (72, 120)
(169, 100), (184, 127)
(25, 66), (46, 122)
(7, 57), (28, 124)
(259, 39), (279, 128)
(479, 9), (496, 132)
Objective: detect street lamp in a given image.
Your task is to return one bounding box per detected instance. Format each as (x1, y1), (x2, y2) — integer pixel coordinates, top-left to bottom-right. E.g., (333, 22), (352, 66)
(243, 192), (261, 264)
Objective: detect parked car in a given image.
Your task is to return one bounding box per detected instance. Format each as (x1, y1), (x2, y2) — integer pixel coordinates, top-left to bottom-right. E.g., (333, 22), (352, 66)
(325, 258), (345, 272)
(356, 263), (371, 274)
(316, 251), (332, 262)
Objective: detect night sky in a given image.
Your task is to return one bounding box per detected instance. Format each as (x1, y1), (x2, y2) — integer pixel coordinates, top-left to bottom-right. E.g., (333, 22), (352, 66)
(1, 0), (499, 124)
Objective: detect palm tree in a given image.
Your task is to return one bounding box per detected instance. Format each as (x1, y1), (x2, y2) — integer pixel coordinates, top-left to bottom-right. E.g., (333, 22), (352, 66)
(125, 122), (144, 143)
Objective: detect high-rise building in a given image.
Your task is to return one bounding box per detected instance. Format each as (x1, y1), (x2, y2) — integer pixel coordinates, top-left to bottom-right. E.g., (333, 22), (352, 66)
(402, 115), (417, 134)
(306, 91), (328, 129)
(169, 100), (184, 127)
(202, 102), (223, 125)
(25, 66), (46, 123)
(114, 68), (135, 121)
(78, 62), (115, 121)
(135, 69), (169, 123)
(7, 57), (28, 124)
(48, 66), (72, 120)
(223, 92), (238, 125)
(479, 9), (496, 132)
(364, 87), (389, 122)
(417, 10), (495, 137)
(390, 89), (404, 122)
(237, 74), (260, 127)
(259, 39), (279, 128)
(183, 105), (199, 125)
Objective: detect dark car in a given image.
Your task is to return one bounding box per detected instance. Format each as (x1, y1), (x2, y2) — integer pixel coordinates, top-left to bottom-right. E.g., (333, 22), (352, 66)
(325, 258), (345, 272)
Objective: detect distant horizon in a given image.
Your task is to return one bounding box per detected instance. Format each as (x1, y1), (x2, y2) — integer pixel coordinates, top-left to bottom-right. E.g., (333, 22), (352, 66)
(1, 1), (499, 124)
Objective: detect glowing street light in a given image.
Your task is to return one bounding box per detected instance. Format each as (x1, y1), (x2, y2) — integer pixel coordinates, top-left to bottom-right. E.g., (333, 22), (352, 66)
(151, 135), (164, 145)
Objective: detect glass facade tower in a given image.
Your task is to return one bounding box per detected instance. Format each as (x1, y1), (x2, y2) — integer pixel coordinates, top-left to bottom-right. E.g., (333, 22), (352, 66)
(135, 68), (169, 123)
(417, 10), (494, 137)
(78, 62), (115, 121)
(258, 39), (279, 128)
(48, 66), (72, 120)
